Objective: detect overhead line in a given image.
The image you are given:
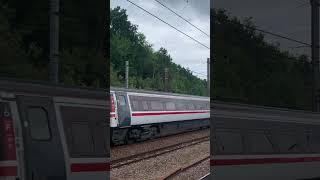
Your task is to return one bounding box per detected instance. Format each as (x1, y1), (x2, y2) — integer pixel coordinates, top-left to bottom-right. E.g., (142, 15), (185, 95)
(126, 1), (310, 50)
(190, 70), (207, 76)
(246, 25), (311, 46)
(213, 9), (311, 46)
(126, 0), (210, 49)
(153, 0), (210, 37)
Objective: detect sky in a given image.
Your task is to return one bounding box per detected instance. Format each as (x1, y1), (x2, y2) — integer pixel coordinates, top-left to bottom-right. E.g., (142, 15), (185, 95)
(212, 0), (312, 57)
(111, 0), (210, 80)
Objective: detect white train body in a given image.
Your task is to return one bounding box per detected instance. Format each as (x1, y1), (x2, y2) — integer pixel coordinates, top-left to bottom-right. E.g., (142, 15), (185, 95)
(210, 101), (320, 180)
(110, 87), (210, 145)
(0, 79), (110, 180)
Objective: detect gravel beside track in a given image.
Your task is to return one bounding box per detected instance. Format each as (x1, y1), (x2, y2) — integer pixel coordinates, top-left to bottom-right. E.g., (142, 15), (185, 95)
(111, 140), (209, 180)
(111, 136), (209, 169)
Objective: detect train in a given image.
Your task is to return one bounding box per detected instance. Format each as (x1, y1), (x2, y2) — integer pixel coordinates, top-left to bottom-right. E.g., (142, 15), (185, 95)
(110, 87), (210, 145)
(5, 78), (320, 179)
(210, 101), (320, 180)
(0, 78), (110, 180)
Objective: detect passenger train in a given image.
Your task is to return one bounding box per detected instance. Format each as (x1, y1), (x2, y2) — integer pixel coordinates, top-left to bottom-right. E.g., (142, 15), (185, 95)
(110, 87), (210, 145)
(0, 78), (109, 180)
(211, 101), (320, 180)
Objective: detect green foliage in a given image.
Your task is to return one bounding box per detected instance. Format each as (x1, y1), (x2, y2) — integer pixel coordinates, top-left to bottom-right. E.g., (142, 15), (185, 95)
(0, 0), (107, 88)
(212, 9), (312, 110)
(0, 3), (45, 79)
(110, 7), (208, 96)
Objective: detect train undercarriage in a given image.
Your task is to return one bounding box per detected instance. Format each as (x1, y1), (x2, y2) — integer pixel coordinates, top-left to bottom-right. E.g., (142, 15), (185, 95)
(111, 119), (209, 145)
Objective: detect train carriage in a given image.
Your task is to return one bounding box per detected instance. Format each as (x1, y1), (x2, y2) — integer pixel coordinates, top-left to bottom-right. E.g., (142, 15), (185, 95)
(210, 101), (320, 180)
(0, 78), (110, 180)
(110, 87), (210, 145)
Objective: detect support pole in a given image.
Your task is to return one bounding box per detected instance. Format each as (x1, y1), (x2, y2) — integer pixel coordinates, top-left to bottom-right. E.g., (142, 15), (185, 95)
(49, 0), (60, 83)
(125, 61), (129, 88)
(311, 0), (320, 111)
(164, 68), (169, 92)
(207, 58), (210, 96)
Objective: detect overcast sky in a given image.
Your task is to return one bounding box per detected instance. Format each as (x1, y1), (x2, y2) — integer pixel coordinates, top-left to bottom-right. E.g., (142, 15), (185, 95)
(212, 0), (312, 57)
(111, 0), (210, 80)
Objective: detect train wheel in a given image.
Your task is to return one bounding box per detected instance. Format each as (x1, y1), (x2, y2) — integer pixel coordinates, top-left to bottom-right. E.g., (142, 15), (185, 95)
(125, 129), (136, 144)
(125, 133), (134, 144)
(150, 126), (159, 139)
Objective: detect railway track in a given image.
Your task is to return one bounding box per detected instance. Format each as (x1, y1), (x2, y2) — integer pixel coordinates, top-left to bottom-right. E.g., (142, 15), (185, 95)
(161, 156), (210, 180)
(198, 173), (210, 180)
(111, 135), (209, 169)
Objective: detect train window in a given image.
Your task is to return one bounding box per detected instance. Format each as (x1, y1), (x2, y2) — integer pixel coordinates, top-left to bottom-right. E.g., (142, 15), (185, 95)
(165, 102), (176, 111)
(195, 103), (206, 110)
(176, 102), (188, 110)
(71, 123), (94, 154)
(131, 100), (139, 111)
(118, 95), (126, 106)
(216, 130), (243, 154)
(188, 103), (195, 110)
(275, 133), (300, 153)
(309, 134), (320, 152)
(142, 101), (149, 111)
(150, 101), (164, 111)
(202, 103), (208, 110)
(247, 132), (273, 153)
(194, 103), (200, 110)
(60, 106), (107, 157)
(27, 107), (51, 141)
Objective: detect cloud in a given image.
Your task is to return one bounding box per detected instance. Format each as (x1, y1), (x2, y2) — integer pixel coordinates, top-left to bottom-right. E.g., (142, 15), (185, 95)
(163, 0), (210, 17)
(212, 0), (311, 57)
(111, 0), (210, 79)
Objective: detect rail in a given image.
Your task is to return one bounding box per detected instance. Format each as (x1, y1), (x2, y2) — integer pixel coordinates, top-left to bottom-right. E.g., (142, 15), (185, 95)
(199, 173), (210, 180)
(161, 156), (210, 180)
(111, 136), (209, 169)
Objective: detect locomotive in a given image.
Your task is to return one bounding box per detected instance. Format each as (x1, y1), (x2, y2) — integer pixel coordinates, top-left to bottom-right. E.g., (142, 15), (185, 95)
(110, 87), (210, 145)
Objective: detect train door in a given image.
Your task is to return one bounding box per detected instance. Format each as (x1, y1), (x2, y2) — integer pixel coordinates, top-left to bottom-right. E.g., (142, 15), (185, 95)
(17, 96), (66, 180)
(115, 92), (131, 126)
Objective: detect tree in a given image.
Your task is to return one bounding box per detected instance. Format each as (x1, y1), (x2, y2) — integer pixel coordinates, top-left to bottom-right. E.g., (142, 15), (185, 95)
(110, 7), (207, 96)
(211, 9), (312, 110)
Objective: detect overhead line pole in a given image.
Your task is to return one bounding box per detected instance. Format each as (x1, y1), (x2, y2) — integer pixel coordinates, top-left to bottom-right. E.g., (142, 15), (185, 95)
(164, 68), (169, 92)
(207, 58), (210, 96)
(125, 61), (129, 88)
(311, 0), (320, 112)
(49, 0), (60, 83)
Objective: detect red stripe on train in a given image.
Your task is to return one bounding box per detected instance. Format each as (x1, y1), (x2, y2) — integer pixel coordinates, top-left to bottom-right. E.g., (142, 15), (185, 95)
(211, 157), (320, 166)
(1, 117), (17, 160)
(70, 163), (110, 172)
(132, 111), (210, 116)
(0, 166), (17, 176)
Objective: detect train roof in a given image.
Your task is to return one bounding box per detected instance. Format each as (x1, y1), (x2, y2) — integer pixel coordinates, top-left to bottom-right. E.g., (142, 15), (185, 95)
(212, 100), (316, 114)
(212, 100), (320, 124)
(0, 78), (108, 100)
(110, 86), (209, 99)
